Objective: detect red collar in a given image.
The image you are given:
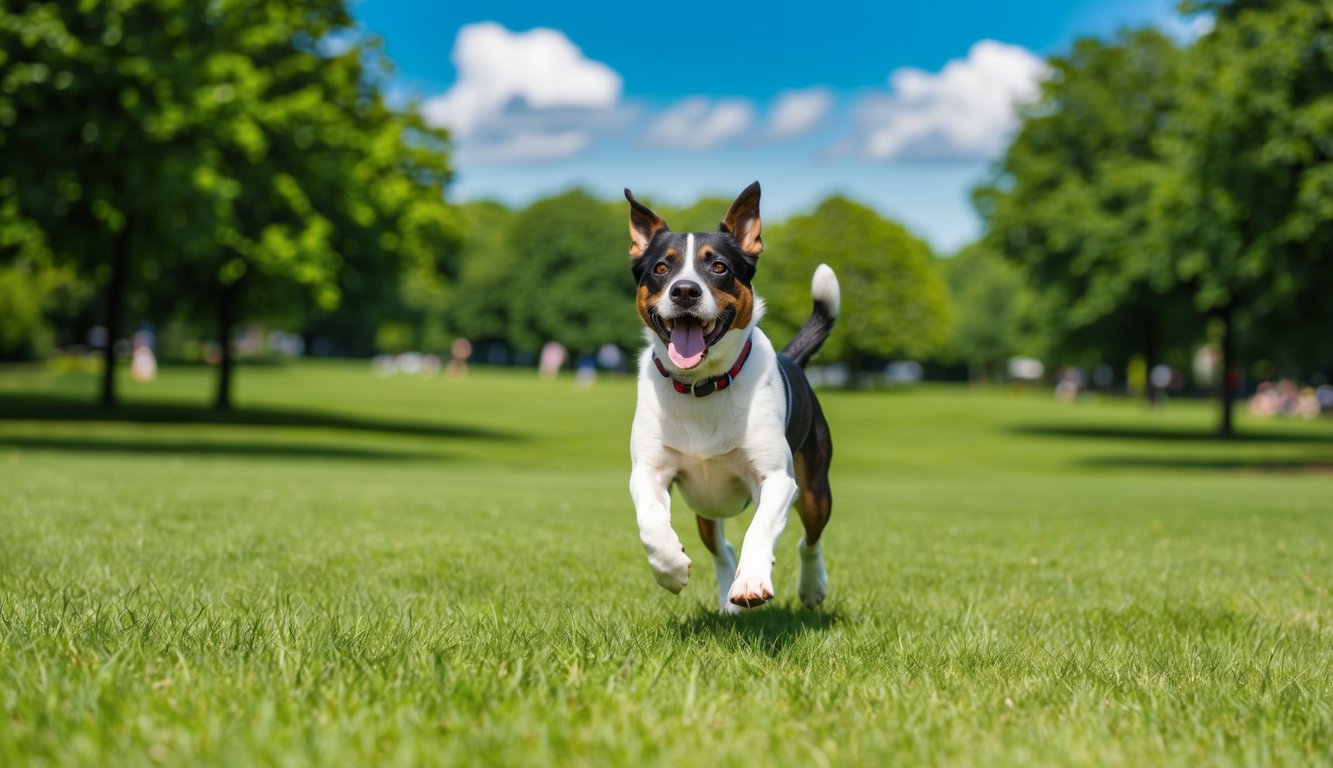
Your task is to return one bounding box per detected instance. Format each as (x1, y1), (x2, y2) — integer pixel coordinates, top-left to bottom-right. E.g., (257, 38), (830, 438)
(652, 336), (753, 397)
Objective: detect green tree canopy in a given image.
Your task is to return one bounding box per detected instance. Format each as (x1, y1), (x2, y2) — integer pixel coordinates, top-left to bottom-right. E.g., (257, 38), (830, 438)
(158, 1), (457, 408)
(938, 242), (1032, 380)
(0, 0), (457, 407)
(764, 196), (951, 372)
(974, 28), (1199, 399)
(445, 200), (518, 349)
(0, 260), (88, 359)
(651, 195), (736, 233)
(504, 189), (641, 355)
(1, 0), (210, 402)
(1154, 0), (1333, 434)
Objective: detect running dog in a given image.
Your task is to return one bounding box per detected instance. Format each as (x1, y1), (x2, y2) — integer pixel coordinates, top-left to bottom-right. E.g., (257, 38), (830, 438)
(624, 181), (840, 612)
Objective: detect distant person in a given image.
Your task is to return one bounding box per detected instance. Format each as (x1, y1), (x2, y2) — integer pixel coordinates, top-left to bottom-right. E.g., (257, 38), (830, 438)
(1250, 381), (1278, 417)
(1053, 367), (1082, 401)
(576, 353), (597, 389)
(539, 341), (566, 380)
(597, 343), (623, 373)
(1149, 364), (1173, 397)
(1277, 379), (1299, 416)
(448, 337), (472, 378)
(1297, 387), (1320, 420)
(129, 331), (157, 383)
(1316, 385), (1333, 414)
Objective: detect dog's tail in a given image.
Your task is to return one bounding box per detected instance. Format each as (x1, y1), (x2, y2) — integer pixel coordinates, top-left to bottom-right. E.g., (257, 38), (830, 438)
(781, 264), (840, 368)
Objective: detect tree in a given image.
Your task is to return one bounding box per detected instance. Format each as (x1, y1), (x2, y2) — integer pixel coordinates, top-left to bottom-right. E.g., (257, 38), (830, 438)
(301, 159), (464, 360)
(0, 1), (457, 408)
(974, 29), (1200, 402)
(764, 196), (951, 376)
(653, 195), (735, 233)
(1155, 0), (1333, 436)
(938, 242), (1031, 381)
(445, 200), (518, 351)
(503, 190), (642, 355)
(165, 2), (457, 409)
(0, 0), (213, 404)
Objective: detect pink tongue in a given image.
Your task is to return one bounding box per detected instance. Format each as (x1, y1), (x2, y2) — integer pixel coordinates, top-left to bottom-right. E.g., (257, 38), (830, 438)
(668, 321), (707, 368)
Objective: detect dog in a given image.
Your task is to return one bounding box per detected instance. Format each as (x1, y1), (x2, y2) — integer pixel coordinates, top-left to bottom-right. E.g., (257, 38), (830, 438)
(624, 181), (840, 613)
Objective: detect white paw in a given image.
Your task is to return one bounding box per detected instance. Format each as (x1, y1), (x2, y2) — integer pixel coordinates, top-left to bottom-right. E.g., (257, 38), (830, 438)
(717, 600), (743, 616)
(798, 558), (827, 608)
(798, 540), (828, 608)
(728, 571), (774, 608)
(647, 543), (692, 594)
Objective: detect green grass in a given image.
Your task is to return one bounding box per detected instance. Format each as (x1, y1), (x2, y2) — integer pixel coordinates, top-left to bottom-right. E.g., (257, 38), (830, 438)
(2, 361), (1331, 766)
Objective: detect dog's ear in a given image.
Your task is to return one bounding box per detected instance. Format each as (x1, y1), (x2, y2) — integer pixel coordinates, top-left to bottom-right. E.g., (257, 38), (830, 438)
(720, 180), (763, 258)
(625, 188), (668, 259)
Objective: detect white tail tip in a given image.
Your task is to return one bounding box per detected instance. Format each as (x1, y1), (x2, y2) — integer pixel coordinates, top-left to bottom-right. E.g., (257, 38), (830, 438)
(811, 263), (840, 319)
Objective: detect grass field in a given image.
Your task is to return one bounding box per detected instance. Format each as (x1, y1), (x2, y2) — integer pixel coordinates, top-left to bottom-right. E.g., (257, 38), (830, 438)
(2, 361), (1331, 766)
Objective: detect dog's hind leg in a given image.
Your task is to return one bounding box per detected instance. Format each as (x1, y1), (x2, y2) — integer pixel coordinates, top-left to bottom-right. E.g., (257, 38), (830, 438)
(793, 401), (833, 608)
(697, 516), (741, 615)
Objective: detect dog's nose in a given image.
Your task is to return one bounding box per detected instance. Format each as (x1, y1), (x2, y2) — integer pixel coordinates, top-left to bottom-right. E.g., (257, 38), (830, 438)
(670, 280), (703, 307)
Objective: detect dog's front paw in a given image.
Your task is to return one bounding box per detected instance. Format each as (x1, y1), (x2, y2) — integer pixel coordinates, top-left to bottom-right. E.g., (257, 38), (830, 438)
(646, 543), (692, 594)
(728, 571), (774, 608)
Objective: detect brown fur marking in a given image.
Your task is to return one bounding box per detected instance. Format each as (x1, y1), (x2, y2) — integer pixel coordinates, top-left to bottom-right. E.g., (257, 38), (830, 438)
(792, 403), (833, 546)
(696, 516), (722, 557)
(722, 184), (763, 256)
(636, 283), (656, 328)
(627, 195), (667, 257)
(715, 282), (754, 330)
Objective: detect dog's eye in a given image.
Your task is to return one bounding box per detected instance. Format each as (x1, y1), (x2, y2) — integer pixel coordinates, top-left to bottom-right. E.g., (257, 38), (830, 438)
(711, 261), (728, 275)
(653, 262), (669, 275)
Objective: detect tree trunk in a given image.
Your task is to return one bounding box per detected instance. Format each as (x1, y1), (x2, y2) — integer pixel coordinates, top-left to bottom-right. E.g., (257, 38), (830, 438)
(214, 279), (239, 411)
(1217, 304), (1236, 439)
(99, 227), (131, 407)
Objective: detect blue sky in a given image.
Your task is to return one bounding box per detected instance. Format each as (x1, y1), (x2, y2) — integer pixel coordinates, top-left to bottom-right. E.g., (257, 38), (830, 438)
(352, 1), (1205, 253)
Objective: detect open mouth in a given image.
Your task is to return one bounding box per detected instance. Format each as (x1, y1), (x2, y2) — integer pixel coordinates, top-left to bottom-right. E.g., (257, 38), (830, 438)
(649, 307), (735, 369)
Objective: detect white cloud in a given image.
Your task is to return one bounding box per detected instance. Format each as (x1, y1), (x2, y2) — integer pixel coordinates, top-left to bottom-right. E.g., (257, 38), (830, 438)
(457, 100), (638, 164)
(639, 97), (755, 151)
(422, 22), (624, 162)
(1160, 12), (1214, 43)
(462, 131), (592, 164)
(766, 88), (834, 140)
(848, 40), (1047, 162)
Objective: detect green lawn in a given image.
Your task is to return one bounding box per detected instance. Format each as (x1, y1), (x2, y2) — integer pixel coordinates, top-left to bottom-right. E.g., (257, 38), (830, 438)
(2, 361), (1331, 766)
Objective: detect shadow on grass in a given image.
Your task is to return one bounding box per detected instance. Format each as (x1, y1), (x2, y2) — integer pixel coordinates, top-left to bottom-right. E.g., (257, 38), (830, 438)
(1076, 455), (1333, 473)
(0, 434), (441, 461)
(1012, 423), (1333, 445)
(676, 604), (840, 655)
(1013, 422), (1333, 473)
(0, 392), (519, 442)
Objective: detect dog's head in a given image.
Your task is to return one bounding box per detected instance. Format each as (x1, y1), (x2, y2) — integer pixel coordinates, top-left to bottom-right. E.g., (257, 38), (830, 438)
(623, 181), (764, 372)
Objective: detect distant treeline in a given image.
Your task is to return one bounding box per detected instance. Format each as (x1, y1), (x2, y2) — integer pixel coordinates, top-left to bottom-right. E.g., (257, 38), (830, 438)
(2, 0), (1330, 437)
